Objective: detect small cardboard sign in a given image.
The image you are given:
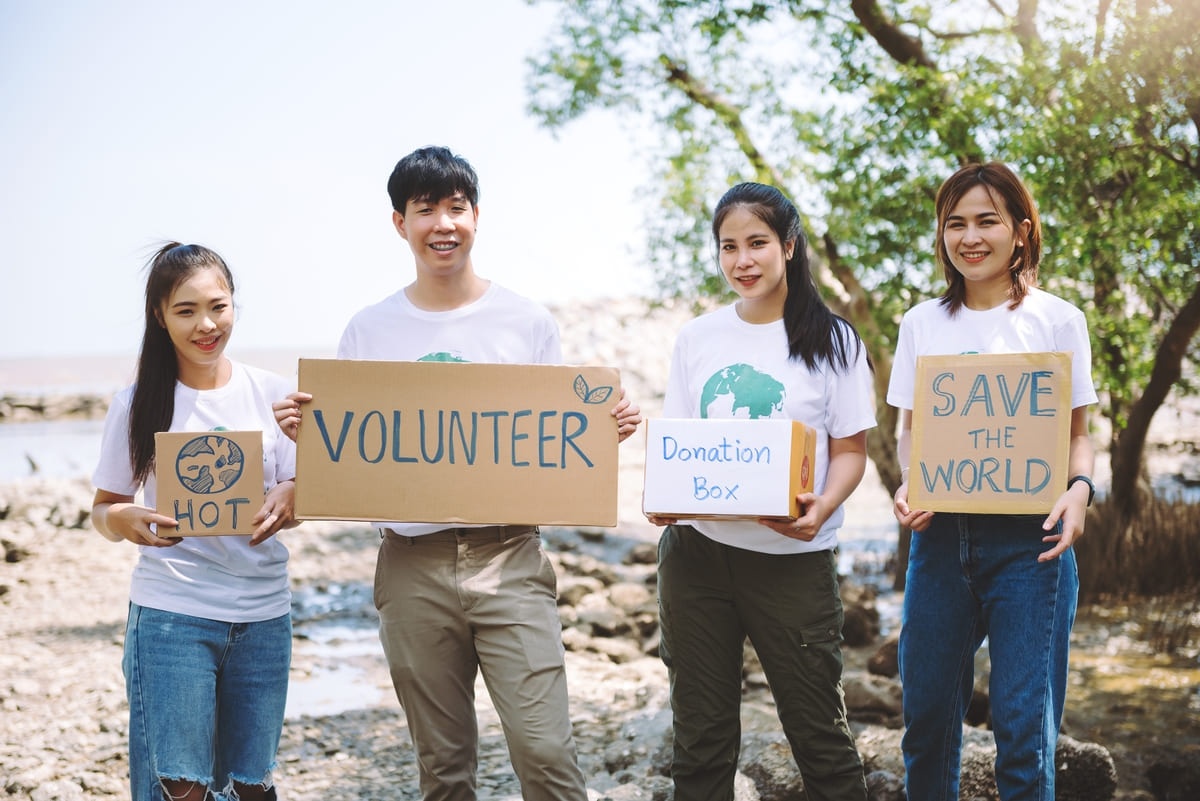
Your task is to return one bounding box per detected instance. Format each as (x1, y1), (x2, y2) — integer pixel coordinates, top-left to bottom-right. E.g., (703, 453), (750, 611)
(908, 352), (1071, 514)
(155, 431), (265, 536)
(294, 359), (620, 526)
(642, 418), (817, 520)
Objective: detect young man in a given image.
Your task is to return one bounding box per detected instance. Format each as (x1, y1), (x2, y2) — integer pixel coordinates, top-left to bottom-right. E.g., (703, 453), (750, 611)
(277, 146), (641, 801)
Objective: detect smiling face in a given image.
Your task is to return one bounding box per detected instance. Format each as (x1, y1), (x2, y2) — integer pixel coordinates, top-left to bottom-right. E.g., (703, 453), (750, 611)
(941, 184), (1032, 309)
(717, 205), (793, 322)
(395, 192), (479, 282)
(159, 267), (234, 385)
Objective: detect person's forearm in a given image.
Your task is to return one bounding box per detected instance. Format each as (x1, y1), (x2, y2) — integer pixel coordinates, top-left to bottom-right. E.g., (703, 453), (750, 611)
(91, 503), (124, 542)
(822, 432), (869, 514)
(898, 429), (913, 485)
(1067, 435), (1094, 479)
(823, 451), (867, 513)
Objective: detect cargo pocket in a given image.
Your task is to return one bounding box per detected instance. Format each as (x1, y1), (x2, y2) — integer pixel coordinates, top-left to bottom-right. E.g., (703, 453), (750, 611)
(794, 617), (846, 685)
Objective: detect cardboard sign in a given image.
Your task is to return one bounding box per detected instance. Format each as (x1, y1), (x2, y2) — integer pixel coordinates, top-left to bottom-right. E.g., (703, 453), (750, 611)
(155, 431), (265, 536)
(642, 418), (817, 520)
(294, 359), (620, 526)
(908, 352), (1071, 514)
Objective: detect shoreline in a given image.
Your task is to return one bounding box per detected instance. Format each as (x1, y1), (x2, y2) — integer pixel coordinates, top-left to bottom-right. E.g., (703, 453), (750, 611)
(0, 346), (332, 398)
(3, 476), (1196, 799)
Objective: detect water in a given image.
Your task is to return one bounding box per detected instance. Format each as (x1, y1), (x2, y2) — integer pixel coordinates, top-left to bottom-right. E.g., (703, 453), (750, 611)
(0, 418), (105, 482)
(286, 623), (390, 719)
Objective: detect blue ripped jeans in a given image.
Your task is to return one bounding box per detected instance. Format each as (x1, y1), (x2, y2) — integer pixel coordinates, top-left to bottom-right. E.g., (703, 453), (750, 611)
(898, 513), (1078, 801)
(123, 603), (291, 801)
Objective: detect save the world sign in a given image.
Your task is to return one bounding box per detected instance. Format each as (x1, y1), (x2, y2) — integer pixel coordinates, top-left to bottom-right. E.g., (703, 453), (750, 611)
(907, 352), (1071, 514)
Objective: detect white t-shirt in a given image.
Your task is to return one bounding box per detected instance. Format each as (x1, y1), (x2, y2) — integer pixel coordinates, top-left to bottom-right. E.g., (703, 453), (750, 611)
(887, 288), (1099, 411)
(662, 304), (877, 554)
(93, 361), (296, 622)
(337, 282), (563, 536)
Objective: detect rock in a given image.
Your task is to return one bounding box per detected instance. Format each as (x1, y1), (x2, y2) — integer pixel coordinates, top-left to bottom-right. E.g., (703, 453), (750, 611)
(842, 672), (903, 723)
(740, 734), (805, 799)
(1147, 754), (1200, 801)
(606, 581), (654, 614)
(957, 729), (1117, 801)
(864, 770), (906, 801)
(1055, 734), (1119, 801)
(624, 542), (658, 565)
(866, 632), (899, 677)
(854, 726), (1117, 801)
(840, 582), (881, 647)
(842, 601), (881, 647)
(559, 575), (605, 606)
(30, 781), (85, 801)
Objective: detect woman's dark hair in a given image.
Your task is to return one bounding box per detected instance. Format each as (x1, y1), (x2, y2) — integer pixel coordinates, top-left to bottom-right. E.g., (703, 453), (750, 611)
(387, 145), (480, 212)
(935, 161), (1042, 314)
(127, 242), (235, 483)
(712, 182), (868, 372)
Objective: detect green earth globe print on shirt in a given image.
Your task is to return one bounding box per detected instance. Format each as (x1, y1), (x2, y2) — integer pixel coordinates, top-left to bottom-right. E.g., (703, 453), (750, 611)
(700, 364), (785, 419)
(418, 352), (469, 363)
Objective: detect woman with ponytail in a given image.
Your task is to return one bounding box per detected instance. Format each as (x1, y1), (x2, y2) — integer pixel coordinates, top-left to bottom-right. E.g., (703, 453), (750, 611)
(92, 242), (297, 801)
(647, 183), (874, 801)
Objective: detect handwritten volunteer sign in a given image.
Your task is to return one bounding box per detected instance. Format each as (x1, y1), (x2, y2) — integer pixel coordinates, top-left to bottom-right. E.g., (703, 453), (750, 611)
(908, 352), (1071, 514)
(155, 430), (264, 536)
(642, 418), (816, 519)
(294, 359), (620, 526)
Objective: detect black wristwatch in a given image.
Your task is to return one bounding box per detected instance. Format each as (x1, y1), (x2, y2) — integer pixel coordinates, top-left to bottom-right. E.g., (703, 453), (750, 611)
(1068, 475), (1095, 507)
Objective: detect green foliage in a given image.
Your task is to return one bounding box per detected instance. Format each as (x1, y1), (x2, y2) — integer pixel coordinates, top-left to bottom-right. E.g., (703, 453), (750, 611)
(524, 0), (1200, 502)
(1000, 2), (1200, 435)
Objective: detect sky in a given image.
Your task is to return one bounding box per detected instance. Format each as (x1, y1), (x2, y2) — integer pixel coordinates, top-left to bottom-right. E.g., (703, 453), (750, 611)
(0, 0), (649, 361)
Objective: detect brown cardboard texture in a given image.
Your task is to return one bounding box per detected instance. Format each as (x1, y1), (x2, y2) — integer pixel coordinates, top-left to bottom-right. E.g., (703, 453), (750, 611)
(642, 418), (816, 520)
(155, 430), (265, 536)
(294, 359), (620, 526)
(908, 352), (1072, 514)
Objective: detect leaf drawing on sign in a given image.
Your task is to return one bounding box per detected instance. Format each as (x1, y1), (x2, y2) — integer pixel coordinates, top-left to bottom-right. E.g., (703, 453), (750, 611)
(573, 374), (613, 405)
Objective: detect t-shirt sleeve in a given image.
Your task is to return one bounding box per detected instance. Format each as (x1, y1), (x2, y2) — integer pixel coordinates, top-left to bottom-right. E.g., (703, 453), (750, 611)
(269, 374), (298, 483)
(886, 313), (917, 411)
(825, 332), (878, 439)
(336, 321), (357, 359)
(1058, 310), (1099, 409)
(661, 332), (694, 418)
(92, 391), (138, 496)
(536, 314), (564, 365)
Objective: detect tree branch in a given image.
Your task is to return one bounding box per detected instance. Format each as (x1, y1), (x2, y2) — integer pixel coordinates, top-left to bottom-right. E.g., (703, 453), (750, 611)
(1110, 279), (1200, 519)
(849, 0), (937, 69)
(659, 55), (786, 187)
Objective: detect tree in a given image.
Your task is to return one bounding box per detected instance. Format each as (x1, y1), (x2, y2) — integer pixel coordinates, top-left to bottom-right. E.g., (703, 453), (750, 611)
(526, 0), (1200, 576)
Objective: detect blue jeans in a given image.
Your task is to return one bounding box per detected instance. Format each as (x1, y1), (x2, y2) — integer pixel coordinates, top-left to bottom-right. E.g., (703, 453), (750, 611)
(898, 513), (1078, 801)
(123, 603), (292, 801)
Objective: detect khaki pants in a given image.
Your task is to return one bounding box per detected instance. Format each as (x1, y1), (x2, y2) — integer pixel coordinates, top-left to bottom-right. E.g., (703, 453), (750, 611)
(374, 526), (587, 801)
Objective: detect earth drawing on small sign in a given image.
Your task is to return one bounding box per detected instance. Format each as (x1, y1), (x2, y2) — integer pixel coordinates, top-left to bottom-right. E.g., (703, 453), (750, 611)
(175, 435), (246, 494)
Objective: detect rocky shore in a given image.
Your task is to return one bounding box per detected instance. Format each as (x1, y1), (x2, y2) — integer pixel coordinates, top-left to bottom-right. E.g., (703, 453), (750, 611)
(3, 298), (1199, 800)
(8, 475), (1200, 801)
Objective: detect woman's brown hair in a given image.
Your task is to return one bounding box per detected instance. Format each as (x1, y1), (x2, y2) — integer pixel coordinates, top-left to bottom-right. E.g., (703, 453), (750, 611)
(935, 162), (1042, 315)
